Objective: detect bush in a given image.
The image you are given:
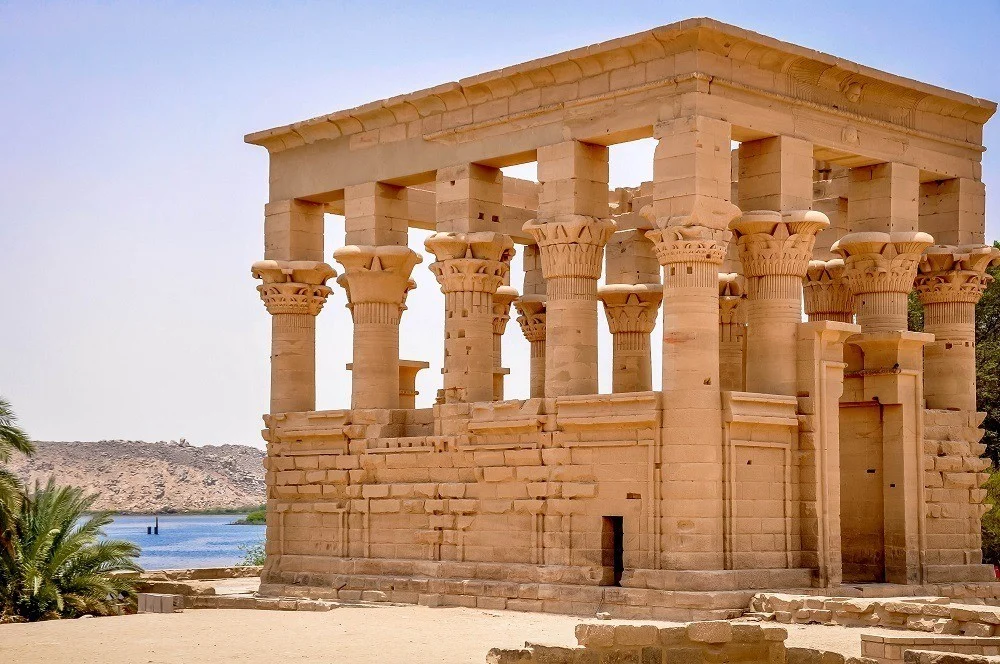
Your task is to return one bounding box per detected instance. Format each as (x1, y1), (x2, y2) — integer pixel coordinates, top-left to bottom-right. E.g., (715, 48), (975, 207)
(232, 507), (265, 525)
(237, 541), (265, 567)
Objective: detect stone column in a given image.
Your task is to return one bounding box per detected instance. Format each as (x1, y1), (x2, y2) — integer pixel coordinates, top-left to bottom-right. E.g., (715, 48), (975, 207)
(398, 361), (430, 409)
(646, 111), (741, 571)
(425, 232), (514, 404)
(836, 231), (934, 585)
(527, 140), (613, 398)
(915, 245), (1000, 411)
(730, 210), (829, 396)
(334, 245), (422, 410)
(804, 259), (855, 323)
(492, 286), (519, 401)
(252, 260), (336, 414)
(833, 232), (935, 333)
(718, 273), (746, 392)
(514, 296), (546, 399)
(523, 216), (615, 397)
(598, 284), (662, 393)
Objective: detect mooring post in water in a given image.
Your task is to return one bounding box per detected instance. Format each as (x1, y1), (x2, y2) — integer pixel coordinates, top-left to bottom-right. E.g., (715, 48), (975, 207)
(154, 516), (159, 535)
(147, 526), (151, 535)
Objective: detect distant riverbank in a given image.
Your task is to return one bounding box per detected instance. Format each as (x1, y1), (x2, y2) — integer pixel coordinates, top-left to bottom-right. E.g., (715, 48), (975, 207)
(104, 504), (265, 517)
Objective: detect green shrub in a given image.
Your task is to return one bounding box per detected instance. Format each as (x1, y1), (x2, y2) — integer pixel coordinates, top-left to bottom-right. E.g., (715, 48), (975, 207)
(237, 541), (265, 567)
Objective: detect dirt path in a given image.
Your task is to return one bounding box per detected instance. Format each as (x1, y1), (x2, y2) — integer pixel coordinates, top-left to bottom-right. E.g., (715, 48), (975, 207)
(0, 606), (902, 664)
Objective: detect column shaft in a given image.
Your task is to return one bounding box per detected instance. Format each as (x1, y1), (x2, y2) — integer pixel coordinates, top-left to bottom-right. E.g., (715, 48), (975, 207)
(270, 314), (317, 414)
(745, 276), (802, 395)
(529, 340), (546, 398)
(612, 333), (652, 393)
(548, 276), (599, 396)
(923, 302), (976, 411)
(352, 302), (403, 409)
(444, 289), (495, 403)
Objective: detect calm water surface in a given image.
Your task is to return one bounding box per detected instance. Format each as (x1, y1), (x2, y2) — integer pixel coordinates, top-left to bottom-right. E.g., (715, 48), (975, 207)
(103, 514), (265, 570)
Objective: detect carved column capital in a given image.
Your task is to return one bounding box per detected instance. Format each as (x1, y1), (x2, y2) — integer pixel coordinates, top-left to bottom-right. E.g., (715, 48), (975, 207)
(645, 224), (731, 267)
(514, 296), (547, 343)
(251, 260), (336, 316)
(730, 210), (829, 280)
(425, 232), (514, 294)
(522, 215), (616, 281)
(598, 284), (662, 335)
(334, 245), (421, 323)
(833, 231), (935, 296)
(492, 286), (519, 335)
(803, 259), (855, 322)
(833, 231), (934, 333)
(915, 244), (1000, 306)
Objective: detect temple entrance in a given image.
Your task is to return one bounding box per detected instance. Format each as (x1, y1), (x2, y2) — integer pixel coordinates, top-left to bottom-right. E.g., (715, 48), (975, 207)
(840, 403), (886, 583)
(602, 516), (624, 586)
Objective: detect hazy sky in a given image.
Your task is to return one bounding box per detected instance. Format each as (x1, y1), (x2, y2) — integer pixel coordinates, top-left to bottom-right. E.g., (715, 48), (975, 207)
(2, 1), (998, 448)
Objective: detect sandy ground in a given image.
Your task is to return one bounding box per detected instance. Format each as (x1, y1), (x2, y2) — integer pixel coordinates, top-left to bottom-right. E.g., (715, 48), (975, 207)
(0, 606), (905, 664)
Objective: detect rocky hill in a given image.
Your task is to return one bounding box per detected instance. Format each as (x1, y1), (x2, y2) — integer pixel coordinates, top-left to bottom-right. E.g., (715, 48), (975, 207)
(7, 440), (265, 513)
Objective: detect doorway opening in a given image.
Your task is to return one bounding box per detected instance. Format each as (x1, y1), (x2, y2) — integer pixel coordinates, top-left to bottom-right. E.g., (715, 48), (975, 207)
(602, 516), (624, 586)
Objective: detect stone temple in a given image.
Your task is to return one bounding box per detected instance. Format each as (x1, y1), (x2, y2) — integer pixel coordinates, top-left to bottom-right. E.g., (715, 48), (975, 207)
(246, 18), (1000, 618)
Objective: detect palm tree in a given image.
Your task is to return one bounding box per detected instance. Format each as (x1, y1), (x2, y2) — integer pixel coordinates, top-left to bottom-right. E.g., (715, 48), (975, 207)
(0, 479), (142, 622)
(0, 397), (33, 554)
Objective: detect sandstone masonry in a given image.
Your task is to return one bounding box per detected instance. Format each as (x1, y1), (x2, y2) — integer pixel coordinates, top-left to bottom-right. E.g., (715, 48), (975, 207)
(247, 18), (1000, 615)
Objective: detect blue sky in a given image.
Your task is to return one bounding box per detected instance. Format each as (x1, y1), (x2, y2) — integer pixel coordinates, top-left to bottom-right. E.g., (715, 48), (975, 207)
(1, 1), (998, 446)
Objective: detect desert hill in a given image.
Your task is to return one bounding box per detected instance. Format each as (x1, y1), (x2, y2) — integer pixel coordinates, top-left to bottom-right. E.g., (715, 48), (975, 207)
(7, 439), (265, 513)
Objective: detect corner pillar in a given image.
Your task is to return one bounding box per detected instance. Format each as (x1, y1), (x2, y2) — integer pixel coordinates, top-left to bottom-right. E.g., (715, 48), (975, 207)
(334, 245), (422, 410)
(915, 245), (1000, 411)
(252, 260), (336, 414)
(731, 210), (829, 396)
(598, 284), (662, 393)
(646, 112), (740, 570)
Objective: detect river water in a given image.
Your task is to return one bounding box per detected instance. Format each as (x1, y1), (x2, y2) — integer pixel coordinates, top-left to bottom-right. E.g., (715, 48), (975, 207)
(103, 514), (266, 570)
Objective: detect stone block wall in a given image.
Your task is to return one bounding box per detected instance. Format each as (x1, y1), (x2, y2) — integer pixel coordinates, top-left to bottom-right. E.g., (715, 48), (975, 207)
(864, 634), (1000, 664)
(923, 410), (992, 581)
(263, 394), (658, 584)
(487, 621), (788, 664)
